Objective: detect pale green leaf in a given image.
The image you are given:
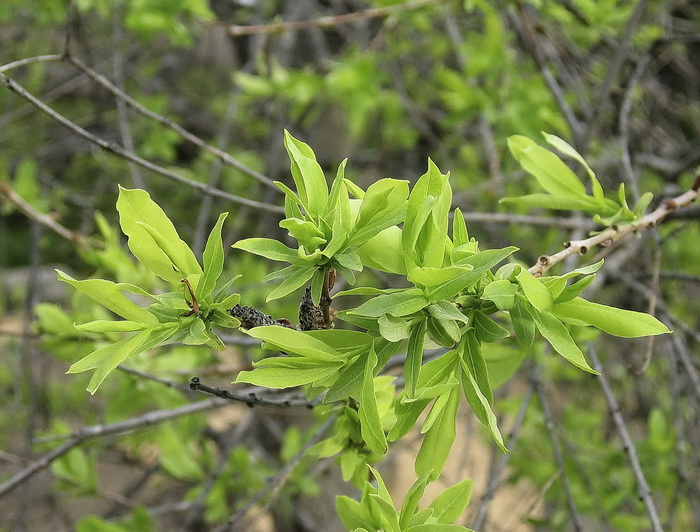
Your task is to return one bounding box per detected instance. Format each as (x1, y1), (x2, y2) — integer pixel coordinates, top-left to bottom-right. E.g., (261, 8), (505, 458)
(199, 212), (228, 300)
(232, 237), (306, 265)
(516, 269), (552, 311)
(533, 310), (599, 374)
(245, 325), (343, 361)
(405, 318), (426, 397)
(378, 314), (411, 343)
(429, 478), (473, 524)
(283, 130), (328, 217)
(350, 288), (429, 318)
(552, 297), (670, 337)
(57, 270), (157, 324)
(360, 348), (388, 455)
(415, 385), (459, 480)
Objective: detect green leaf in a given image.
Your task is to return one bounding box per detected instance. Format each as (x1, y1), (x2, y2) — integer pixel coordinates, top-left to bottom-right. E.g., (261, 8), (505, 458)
(355, 225), (407, 274)
(68, 324), (178, 393)
(473, 311), (510, 343)
(415, 385), (459, 480)
(336, 496), (372, 531)
(405, 318), (427, 397)
(279, 217), (326, 251)
(408, 265), (474, 289)
(429, 478), (473, 524)
(451, 207), (469, 246)
(350, 288), (429, 318)
(499, 193), (604, 212)
(516, 269), (552, 311)
(426, 316), (461, 347)
(116, 186), (201, 283)
(350, 178), (409, 246)
(429, 247), (518, 300)
(232, 238), (306, 265)
(265, 266), (317, 302)
(405, 525), (474, 532)
(283, 130), (329, 217)
(552, 297), (671, 337)
(235, 361), (341, 388)
(399, 473), (431, 530)
(57, 270), (158, 324)
(359, 348), (388, 455)
(542, 132), (605, 201)
(378, 314), (411, 343)
(481, 280), (517, 310)
(507, 136), (586, 198)
(75, 320), (149, 333)
(459, 333), (507, 452)
(199, 212), (228, 300)
(509, 296), (536, 348)
(245, 325), (343, 361)
(532, 310), (599, 374)
(325, 354), (365, 402)
(403, 159), (452, 270)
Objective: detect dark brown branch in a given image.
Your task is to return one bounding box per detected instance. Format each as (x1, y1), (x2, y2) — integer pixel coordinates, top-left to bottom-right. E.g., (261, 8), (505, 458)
(189, 377), (317, 408)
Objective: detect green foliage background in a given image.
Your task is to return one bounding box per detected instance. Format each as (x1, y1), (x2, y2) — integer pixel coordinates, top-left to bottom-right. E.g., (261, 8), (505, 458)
(1, 1), (699, 531)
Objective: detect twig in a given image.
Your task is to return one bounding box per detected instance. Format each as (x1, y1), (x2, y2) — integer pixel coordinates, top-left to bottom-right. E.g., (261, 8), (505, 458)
(66, 55), (277, 191)
(471, 365), (538, 530)
(0, 183), (92, 246)
(112, 1), (144, 189)
(189, 377), (317, 408)
(224, 0), (443, 36)
(529, 181), (699, 276)
(0, 398), (229, 499)
(581, 0), (650, 151)
(213, 414), (337, 532)
(0, 71), (283, 213)
(532, 369), (584, 532)
(588, 344), (664, 532)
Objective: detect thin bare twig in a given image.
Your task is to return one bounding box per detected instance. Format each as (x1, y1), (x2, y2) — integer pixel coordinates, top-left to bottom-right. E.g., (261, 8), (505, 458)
(471, 365), (538, 530)
(533, 369), (584, 532)
(224, 0), (443, 36)
(0, 398), (229, 499)
(214, 414), (337, 532)
(0, 183), (92, 246)
(0, 71), (283, 213)
(588, 344), (664, 532)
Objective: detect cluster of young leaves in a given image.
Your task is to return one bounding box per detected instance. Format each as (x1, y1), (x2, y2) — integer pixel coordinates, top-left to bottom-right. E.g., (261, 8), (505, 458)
(501, 133), (654, 226)
(60, 131), (671, 528)
(57, 186), (241, 393)
(336, 466), (474, 532)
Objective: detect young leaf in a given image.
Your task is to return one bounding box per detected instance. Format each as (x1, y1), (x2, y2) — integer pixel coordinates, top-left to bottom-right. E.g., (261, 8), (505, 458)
(552, 297), (671, 337)
(234, 360), (342, 388)
(405, 318), (427, 397)
(283, 130), (329, 217)
(459, 333), (507, 452)
(69, 324), (178, 394)
(452, 207), (469, 246)
(473, 310), (510, 343)
(198, 212), (228, 300)
(378, 314), (411, 343)
(350, 288), (429, 318)
(359, 347), (388, 455)
(56, 271), (158, 324)
(532, 310), (599, 374)
(265, 266), (317, 302)
(116, 186), (201, 283)
(399, 473), (431, 530)
(481, 279), (517, 310)
(509, 296), (535, 348)
(516, 269), (552, 311)
(279, 218), (327, 251)
(325, 354), (365, 402)
(542, 132), (605, 201)
(232, 237), (307, 265)
(75, 320), (149, 333)
(245, 325), (343, 361)
(415, 385), (459, 480)
(429, 478), (473, 524)
(350, 178), (409, 246)
(336, 496), (372, 531)
(355, 225), (407, 274)
(507, 136), (587, 198)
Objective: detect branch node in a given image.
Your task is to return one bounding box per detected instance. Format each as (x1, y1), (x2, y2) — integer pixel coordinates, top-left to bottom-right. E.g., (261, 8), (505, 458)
(538, 255), (550, 265)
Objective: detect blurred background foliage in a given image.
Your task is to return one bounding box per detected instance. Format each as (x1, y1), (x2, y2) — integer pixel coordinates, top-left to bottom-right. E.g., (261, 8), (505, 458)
(1, 0), (699, 531)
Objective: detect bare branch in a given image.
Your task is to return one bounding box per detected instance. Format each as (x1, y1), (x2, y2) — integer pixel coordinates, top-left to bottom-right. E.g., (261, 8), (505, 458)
(0, 71), (284, 214)
(530, 183), (699, 276)
(588, 344), (664, 532)
(0, 398), (229, 499)
(189, 377), (317, 408)
(224, 0), (443, 36)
